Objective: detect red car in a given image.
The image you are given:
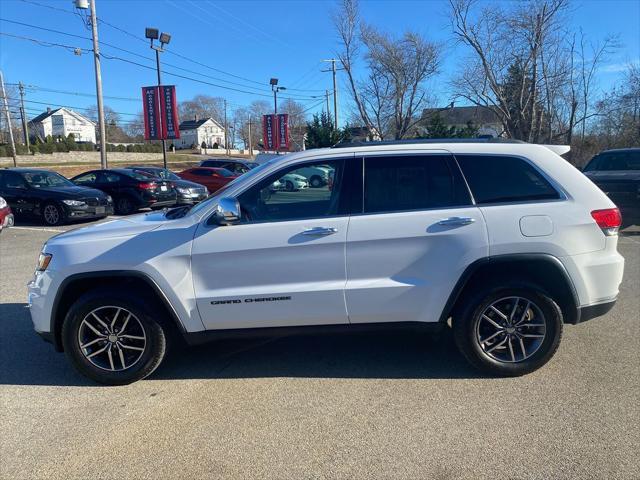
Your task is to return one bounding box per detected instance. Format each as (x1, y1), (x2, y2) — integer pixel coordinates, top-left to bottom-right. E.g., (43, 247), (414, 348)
(177, 167), (238, 194)
(0, 196), (14, 231)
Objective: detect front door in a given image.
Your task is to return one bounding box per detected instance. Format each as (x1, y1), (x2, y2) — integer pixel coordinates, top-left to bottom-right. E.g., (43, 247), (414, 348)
(191, 157), (352, 330)
(345, 152), (489, 324)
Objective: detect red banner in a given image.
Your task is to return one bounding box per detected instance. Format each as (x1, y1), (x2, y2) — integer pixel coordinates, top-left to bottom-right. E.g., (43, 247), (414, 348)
(277, 113), (289, 150)
(263, 114), (278, 150)
(142, 86), (161, 140)
(159, 85), (180, 140)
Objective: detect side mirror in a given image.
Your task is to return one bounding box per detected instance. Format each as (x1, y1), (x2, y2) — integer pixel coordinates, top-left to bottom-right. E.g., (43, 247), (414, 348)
(213, 197), (241, 225)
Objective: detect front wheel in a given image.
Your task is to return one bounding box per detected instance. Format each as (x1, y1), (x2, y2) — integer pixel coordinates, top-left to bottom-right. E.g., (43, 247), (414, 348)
(42, 202), (65, 226)
(453, 287), (563, 376)
(62, 289), (167, 385)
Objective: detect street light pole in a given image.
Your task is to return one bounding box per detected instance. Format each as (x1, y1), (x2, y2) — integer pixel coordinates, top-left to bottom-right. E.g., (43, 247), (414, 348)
(88, 0), (107, 168)
(154, 47), (167, 169)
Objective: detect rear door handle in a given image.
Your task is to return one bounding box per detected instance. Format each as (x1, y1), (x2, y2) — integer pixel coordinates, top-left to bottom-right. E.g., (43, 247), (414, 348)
(302, 227), (338, 236)
(437, 216), (475, 226)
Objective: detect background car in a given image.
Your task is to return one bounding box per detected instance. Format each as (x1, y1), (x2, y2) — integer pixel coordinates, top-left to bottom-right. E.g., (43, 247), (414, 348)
(293, 165), (332, 188)
(0, 195), (14, 231)
(177, 167), (238, 194)
(126, 166), (209, 205)
(199, 159), (258, 175)
(279, 173), (308, 191)
(583, 148), (640, 226)
(71, 169), (176, 215)
(0, 169), (113, 226)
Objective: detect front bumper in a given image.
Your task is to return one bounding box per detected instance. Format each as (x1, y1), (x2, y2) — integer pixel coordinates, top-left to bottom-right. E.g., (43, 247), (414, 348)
(176, 192), (208, 205)
(65, 204), (114, 219)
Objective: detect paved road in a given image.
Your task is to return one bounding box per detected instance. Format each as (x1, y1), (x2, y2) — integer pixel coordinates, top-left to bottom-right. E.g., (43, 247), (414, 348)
(1, 221), (639, 479)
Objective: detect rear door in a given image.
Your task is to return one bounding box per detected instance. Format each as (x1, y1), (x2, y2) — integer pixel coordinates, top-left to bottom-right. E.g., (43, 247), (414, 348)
(345, 151), (488, 324)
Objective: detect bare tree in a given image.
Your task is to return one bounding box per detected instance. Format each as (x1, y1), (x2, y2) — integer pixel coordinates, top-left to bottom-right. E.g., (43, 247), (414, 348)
(178, 95), (225, 124)
(333, 0), (442, 139)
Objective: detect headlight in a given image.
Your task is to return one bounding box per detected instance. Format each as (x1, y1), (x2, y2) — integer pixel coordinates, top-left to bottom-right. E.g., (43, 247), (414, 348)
(62, 199), (86, 206)
(177, 187), (190, 194)
(36, 252), (52, 272)
(106, 195), (113, 203)
(0, 197), (7, 209)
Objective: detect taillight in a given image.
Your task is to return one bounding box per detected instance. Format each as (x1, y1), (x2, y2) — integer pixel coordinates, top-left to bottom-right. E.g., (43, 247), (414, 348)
(591, 208), (622, 236)
(138, 182), (156, 190)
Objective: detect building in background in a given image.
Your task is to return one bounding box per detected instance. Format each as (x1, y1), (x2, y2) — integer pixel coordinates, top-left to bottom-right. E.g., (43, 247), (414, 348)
(28, 107), (96, 143)
(175, 117), (226, 149)
(421, 106), (504, 138)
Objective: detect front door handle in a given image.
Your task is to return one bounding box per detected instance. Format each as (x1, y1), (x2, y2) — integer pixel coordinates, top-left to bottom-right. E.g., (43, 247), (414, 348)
(437, 216), (475, 226)
(302, 227), (338, 236)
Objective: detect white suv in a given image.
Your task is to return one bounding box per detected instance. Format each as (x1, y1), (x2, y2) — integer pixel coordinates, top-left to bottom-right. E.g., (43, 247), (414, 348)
(28, 140), (625, 384)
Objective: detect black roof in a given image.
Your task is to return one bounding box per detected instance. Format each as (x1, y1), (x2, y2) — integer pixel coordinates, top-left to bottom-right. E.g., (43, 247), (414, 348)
(331, 138), (526, 148)
(179, 119), (212, 130)
(27, 108), (62, 124)
(599, 148), (640, 153)
(4, 167), (55, 173)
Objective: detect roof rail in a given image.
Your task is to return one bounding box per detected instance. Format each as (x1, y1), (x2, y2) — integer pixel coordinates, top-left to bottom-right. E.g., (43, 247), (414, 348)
(331, 138), (527, 148)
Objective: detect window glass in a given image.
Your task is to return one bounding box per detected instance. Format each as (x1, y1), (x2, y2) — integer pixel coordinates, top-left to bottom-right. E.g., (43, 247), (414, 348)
(23, 171), (74, 188)
(0, 172), (27, 189)
(588, 152), (640, 171)
(456, 155), (559, 204)
(238, 160), (343, 222)
(363, 155), (469, 213)
(73, 172), (97, 184)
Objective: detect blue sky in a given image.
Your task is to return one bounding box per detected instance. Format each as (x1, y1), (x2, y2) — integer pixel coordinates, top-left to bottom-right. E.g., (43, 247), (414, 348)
(0, 0), (638, 127)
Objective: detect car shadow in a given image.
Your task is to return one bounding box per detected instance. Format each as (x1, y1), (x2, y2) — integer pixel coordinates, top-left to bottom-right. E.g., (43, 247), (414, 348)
(0, 302), (482, 387)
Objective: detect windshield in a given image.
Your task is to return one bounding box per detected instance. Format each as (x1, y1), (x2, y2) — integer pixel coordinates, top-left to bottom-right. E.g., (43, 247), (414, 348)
(124, 170), (157, 181)
(216, 168), (235, 178)
(135, 168), (179, 180)
(186, 159), (278, 217)
(23, 171), (74, 188)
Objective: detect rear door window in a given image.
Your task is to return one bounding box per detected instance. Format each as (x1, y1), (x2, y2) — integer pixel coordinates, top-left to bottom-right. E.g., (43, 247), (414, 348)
(363, 154), (471, 214)
(456, 155), (560, 204)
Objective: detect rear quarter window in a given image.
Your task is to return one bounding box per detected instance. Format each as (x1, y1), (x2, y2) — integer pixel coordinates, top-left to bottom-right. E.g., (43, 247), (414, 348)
(456, 155), (560, 204)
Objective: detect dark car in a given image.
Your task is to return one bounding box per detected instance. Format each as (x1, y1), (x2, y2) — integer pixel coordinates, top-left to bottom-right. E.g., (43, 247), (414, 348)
(583, 148), (640, 226)
(125, 166), (209, 205)
(176, 167), (238, 194)
(71, 169), (177, 215)
(199, 159), (258, 175)
(0, 168), (114, 226)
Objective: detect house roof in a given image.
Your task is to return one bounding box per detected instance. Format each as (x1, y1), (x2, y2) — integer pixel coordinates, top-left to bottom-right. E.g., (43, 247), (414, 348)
(422, 106), (501, 125)
(28, 107), (95, 126)
(179, 117), (223, 130)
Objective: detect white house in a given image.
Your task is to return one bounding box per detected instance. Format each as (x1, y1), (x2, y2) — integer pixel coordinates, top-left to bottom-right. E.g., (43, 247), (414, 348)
(175, 117), (226, 149)
(28, 107), (96, 143)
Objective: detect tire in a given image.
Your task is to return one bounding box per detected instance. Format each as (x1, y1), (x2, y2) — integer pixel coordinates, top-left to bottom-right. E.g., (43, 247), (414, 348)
(115, 196), (136, 215)
(285, 180), (294, 192)
(453, 286), (563, 376)
(310, 175), (323, 188)
(62, 289), (167, 385)
(42, 202), (65, 226)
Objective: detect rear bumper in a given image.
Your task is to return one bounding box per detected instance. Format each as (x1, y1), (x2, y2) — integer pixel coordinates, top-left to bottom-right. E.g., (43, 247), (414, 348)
(576, 298), (617, 323)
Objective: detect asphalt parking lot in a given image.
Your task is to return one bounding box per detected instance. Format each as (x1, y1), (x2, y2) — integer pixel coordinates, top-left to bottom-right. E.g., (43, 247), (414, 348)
(1, 219), (639, 480)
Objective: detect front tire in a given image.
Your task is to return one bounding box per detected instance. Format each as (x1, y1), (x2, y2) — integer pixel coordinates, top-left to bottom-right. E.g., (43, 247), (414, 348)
(42, 202), (65, 226)
(115, 196), (136, 215)
(453, 286), (563, 376)
(62, 289), (167, 385)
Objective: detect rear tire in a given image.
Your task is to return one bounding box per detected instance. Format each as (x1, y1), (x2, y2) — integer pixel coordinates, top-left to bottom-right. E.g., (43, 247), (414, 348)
(62, 289), (167, 385)
(453, 286), (563, 376)
(115, 196), (135, 215)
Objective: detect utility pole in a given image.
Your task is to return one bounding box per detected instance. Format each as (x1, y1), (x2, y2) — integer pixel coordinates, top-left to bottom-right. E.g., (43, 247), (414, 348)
(247, 116), (253, 156)
(0, 71), (17, 166)
(224, 99), (228, 156)
(322, 59), (341, 130)
(18, 83), (30, 151)
(325, 89), (331, 118)
(88, 0), (107, 169)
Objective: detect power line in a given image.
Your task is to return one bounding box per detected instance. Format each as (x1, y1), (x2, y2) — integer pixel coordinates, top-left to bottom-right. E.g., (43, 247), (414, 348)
(0, 31), (90, 53)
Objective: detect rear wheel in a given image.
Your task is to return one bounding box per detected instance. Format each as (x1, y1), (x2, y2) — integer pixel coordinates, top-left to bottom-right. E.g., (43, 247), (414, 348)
(62, 289), (167, 385)
(115, 196), (135, 215)
(453, 286), (563, 376)
(285, 180), (295, 192)
(42, 202), (65, 226)
(310, 175), (323, 188)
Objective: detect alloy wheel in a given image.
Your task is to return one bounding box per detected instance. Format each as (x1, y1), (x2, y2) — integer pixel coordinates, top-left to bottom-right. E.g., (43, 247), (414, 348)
(77, 306), (147, 371)
(475, 296), (547, 363)
(43, 204), (60, 225)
